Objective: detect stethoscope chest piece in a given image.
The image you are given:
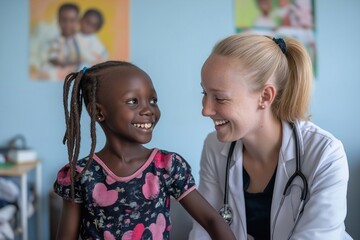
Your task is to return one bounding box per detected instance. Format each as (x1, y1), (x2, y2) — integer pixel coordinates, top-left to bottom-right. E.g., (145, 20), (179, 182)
(219, 204), (233, 225)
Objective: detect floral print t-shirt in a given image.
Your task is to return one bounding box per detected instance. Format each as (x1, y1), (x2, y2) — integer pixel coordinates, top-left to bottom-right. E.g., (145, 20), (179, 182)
(53, 149), (196, 240)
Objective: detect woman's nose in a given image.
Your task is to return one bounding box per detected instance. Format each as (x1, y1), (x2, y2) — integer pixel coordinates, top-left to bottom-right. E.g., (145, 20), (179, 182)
(202, 97), (215, 116)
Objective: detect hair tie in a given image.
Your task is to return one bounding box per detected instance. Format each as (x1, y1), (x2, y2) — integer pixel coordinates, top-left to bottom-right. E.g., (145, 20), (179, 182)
(272, 37), (286, 54)
(82, 66), (88, 74)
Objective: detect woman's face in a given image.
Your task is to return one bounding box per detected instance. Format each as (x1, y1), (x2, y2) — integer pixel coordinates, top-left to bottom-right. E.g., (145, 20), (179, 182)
(201, 54), (262, 142)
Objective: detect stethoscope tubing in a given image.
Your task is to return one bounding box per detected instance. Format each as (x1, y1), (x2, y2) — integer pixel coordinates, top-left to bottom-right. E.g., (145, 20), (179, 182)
(220, 122), (309, 239)
(283, 122), (308, 201)
(224, 141), (236, 205)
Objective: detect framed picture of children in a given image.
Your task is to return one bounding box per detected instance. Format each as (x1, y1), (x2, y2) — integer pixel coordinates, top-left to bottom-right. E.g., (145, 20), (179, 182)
(235, 0), (317, 76)
(29, 0), (129, 81)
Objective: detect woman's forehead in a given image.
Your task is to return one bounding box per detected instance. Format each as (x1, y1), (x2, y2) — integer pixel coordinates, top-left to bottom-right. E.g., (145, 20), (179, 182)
(201, 55), (254, 91)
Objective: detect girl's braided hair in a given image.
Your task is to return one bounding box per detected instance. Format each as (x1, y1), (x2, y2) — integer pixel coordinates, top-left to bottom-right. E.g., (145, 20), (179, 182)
(62, 60), (137, 198)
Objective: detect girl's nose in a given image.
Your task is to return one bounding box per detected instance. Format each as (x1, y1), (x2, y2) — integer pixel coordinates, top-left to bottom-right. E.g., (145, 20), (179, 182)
(140, 103), (154, 116)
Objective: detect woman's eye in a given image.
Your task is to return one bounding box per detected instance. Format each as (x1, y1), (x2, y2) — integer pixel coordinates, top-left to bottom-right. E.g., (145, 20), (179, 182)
(150, 98), (158, 105)
(201, 91), (207, 96)
(215, 98), (226, 103)
(127, 99), (138, 104)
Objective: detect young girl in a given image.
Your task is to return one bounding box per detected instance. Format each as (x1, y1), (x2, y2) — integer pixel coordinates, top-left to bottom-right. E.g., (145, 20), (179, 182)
(53, 61), (236, 240)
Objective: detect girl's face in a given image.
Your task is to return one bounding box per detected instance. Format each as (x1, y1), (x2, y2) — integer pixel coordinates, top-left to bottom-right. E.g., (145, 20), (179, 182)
(201, 54), (262, 142)
(97, 67), (161, 144)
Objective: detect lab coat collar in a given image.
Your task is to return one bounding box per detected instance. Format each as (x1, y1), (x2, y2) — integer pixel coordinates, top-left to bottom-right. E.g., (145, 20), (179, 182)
(220, 140), (243, 167)
(219, 120), (304, 163)
(281, 120), (305, 163)
(220, 141), (230, 157)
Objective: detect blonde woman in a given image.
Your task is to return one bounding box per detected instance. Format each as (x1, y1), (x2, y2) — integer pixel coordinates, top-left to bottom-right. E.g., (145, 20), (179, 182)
(189, 33), (352, 240)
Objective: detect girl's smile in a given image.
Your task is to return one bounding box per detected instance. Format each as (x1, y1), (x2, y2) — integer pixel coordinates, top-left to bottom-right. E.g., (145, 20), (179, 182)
(132, 122), (154, 130)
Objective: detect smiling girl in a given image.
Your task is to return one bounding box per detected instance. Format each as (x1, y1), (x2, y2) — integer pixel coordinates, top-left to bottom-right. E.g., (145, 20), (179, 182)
(53, 61), (235, 240)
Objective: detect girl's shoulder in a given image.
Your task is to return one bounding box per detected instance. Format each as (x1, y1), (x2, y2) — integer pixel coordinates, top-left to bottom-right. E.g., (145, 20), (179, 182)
(153, 149), (191, 171)
(155, 149), (187, 162)
(55, 156), (100, 183)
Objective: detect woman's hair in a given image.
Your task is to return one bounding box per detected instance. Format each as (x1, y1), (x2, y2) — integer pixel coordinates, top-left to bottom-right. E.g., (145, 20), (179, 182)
(212, 33), (313, 122)
(63, 61), (138, 198)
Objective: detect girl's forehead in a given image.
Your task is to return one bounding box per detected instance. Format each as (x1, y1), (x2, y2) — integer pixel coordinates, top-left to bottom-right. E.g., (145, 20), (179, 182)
(98, 66), (154, 90)
(101, 66), (149, 81)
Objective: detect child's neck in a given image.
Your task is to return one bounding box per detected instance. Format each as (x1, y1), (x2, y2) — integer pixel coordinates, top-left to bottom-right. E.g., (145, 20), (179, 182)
(99, 142), (149, 159)
(96, 144), (153, 177)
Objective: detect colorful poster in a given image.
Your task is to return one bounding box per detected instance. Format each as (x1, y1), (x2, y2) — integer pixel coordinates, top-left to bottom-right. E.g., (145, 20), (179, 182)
(29, 0), (129, 81)
(235, 0), (316, 75)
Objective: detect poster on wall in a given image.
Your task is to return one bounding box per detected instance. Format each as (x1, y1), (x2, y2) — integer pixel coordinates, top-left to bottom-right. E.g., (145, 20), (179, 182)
(235, 0), (316, 75)
(29, 0), (129, 81)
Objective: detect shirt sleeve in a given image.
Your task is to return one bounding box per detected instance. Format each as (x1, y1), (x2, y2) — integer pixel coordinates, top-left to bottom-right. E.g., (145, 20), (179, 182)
(165, 153), (196, 200)
(53, 163), (83, 203)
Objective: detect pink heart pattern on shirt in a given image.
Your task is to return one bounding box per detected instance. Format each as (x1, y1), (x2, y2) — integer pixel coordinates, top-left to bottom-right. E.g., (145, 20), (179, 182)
(149, 213), (166, 240)
(92, 183), (118, 207)
(104, 230), (116, 240)
(121, 223), (145, 240)
(142, 173), (160, 200)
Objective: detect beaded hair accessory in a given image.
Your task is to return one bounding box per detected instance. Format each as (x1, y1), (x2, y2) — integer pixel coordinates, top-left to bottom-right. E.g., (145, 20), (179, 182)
(272, 37), (286, 54)
(82, 66), (88, 74)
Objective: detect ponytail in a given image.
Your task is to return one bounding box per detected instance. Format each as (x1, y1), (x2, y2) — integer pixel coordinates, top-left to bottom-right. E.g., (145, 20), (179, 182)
(275, 38), (313, 122)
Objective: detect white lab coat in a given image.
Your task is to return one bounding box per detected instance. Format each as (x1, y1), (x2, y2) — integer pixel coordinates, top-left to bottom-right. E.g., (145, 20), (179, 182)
(188, 120), (352, 240)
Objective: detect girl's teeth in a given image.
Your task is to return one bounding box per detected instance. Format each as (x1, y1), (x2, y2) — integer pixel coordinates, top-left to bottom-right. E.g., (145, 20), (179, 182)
(134, 123), (152, 129)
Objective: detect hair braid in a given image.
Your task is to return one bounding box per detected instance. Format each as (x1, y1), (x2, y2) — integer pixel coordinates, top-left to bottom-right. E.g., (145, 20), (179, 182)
(74, 75), (98, 180)
(63, 70), (86, 199)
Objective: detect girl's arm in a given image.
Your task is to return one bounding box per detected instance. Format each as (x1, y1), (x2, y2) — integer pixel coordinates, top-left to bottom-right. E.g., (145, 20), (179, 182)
(180, 190), (236, 240)
(56, 199), (81, 240)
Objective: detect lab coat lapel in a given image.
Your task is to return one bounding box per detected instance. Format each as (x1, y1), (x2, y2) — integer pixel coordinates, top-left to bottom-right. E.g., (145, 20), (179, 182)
(221, 142), (248, 239)
(271, 121), (298, 239)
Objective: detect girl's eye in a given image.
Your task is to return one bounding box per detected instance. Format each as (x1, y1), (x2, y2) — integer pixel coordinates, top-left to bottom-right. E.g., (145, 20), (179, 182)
(127, 99), (138, 105)
(150, 98), (158, 105)
(201, 91), (207, 96)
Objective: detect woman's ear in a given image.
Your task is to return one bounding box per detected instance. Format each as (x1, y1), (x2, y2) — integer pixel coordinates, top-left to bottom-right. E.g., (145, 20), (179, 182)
(87, 103), (105, 122)
(259, 84), (276, 109)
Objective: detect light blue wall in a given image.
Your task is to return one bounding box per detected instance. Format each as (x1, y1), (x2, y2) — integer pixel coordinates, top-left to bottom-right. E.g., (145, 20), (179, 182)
(0, 1), (359, 239)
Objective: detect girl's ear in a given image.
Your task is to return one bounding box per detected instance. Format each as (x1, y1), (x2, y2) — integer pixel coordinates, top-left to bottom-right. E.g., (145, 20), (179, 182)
(87, 103), (105, 122)
(259, 84), (276, 109)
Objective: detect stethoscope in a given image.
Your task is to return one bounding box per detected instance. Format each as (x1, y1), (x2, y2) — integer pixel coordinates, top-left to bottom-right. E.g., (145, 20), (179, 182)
(219, 122), (309, 237)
